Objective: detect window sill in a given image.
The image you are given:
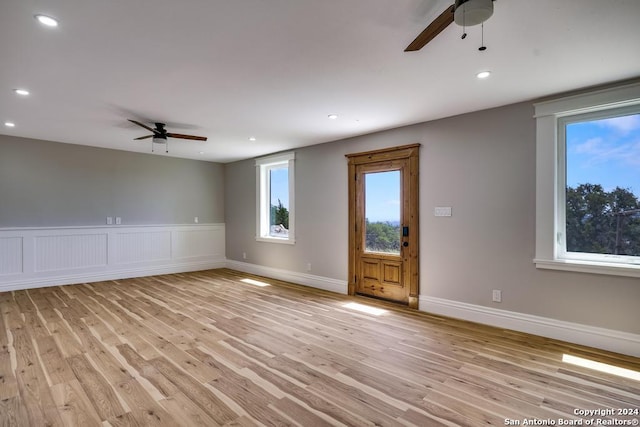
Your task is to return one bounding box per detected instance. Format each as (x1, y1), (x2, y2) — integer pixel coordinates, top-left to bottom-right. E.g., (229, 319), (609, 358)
(534, 258), (640, 278)
(255, 236), (295, 245)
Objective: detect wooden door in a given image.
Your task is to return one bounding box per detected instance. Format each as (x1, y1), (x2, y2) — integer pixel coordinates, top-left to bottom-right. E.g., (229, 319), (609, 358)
(346, 144), (420, 308)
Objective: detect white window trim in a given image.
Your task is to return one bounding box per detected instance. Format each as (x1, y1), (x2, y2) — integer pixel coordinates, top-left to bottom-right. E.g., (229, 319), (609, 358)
(255, 152), (295, 244)
(533, 81), (640, 278)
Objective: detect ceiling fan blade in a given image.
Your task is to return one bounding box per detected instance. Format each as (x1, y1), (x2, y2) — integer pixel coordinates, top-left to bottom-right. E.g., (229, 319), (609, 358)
(134, 135), (153, 140)
(167, 133), (207, 141)
(128, 119), (157, 133)
(405, 4), (455, 52)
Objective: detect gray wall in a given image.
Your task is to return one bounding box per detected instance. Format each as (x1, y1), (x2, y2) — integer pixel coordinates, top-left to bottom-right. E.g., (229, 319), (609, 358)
(225, 101), (640, 334)
(0, 135), (224, 227)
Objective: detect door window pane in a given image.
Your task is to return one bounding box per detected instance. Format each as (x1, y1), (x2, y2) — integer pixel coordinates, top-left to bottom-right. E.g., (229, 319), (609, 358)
(365, 171), (401, 254)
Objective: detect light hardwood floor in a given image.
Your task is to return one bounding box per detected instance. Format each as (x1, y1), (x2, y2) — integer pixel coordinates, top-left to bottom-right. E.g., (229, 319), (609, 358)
(1, 269), (638, 426)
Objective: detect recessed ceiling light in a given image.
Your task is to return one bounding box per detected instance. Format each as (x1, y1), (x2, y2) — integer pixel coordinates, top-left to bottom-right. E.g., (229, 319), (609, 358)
(248, 137), (256, 141)
(328, 114), (338, 120)
(4, 122), (15, 127)
(14, 89), (30, 96)
(35, 14), (58, 27)
(476, 71), (491, 79)
(198, 151), (205, 155)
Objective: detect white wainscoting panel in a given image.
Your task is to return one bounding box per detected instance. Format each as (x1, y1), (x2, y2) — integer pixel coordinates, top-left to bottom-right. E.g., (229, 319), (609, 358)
(35, 233), (108, 272)
(114, 231), (171, 264)
(173, 228), (224, 259)
(0, 224), (226, 292)
(0, 236), (23, 275)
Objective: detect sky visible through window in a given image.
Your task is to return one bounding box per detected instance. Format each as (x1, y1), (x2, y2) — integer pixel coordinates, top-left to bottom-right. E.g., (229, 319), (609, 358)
(270, 167), (288, 208)
(365, 171), (400, 223)
(566, 113), (640, 195)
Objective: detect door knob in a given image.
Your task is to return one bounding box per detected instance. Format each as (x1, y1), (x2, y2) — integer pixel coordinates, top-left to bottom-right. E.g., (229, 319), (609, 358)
(403, 241), (409, 247)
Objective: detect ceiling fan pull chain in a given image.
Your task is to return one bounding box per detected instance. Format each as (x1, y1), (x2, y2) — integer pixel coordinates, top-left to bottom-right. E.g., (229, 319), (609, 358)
(478, 22), (487, 51)
(461, 3), (467, 39)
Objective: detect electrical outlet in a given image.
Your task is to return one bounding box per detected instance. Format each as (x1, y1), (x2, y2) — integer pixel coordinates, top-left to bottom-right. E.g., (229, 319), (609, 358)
(106, 217), (113, 225)
(492, 289), (502, 303)
(194, 216), (199, 223)
(115, 217), (121, 225)
(242, 252), (247, 260)
(306, 262), (312, 272)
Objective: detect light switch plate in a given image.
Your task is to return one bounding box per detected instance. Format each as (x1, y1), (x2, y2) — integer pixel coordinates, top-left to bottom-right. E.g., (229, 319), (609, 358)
(434, 207), (452, 217)
(115, 217), (121, 225)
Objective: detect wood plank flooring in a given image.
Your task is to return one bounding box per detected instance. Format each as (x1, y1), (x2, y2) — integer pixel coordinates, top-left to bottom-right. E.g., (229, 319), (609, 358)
(1, 268), (638, 426)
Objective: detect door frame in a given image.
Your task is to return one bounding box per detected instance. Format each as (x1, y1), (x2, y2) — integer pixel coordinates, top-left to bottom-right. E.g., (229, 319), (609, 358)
(345, 144), (420, 308)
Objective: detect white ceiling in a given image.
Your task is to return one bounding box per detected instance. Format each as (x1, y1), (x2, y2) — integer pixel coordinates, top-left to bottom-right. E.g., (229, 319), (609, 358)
(1, 0), (639, 163)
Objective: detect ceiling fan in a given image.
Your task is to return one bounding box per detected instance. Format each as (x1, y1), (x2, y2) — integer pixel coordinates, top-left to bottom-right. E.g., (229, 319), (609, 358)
(405, 0), (495, 52)
(128, 119), (207, 153)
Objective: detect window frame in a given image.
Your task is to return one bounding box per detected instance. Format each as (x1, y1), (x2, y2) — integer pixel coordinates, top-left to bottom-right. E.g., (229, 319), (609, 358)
(557, 106), (640, 266)
(255, 152), (295, 244)
(534, 82), (640, 278)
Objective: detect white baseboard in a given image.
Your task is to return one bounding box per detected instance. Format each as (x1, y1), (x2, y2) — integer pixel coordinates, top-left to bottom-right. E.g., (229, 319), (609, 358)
(420, 295), (640, 357)
(225, 260), (348, 295)
(0, 260), (226, 292)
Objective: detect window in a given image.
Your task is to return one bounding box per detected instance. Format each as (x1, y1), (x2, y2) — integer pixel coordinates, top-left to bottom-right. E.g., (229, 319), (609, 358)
(255, 152), (295, 244)
(561, 108), (640, 262)
(534, 82), (640, 277)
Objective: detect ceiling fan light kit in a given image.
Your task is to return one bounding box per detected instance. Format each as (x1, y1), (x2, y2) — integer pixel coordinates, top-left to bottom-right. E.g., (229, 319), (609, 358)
(454, 0), (494, 27)
(152, 134), (168, 153)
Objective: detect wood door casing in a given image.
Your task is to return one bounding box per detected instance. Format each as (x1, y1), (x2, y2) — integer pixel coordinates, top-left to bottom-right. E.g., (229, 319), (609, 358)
(346, 144), (420, 308)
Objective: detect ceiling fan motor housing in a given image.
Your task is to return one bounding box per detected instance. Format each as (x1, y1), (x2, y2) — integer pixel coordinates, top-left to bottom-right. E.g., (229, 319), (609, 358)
(454, 0), (494, 26)
(153, 123), (167, 143)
